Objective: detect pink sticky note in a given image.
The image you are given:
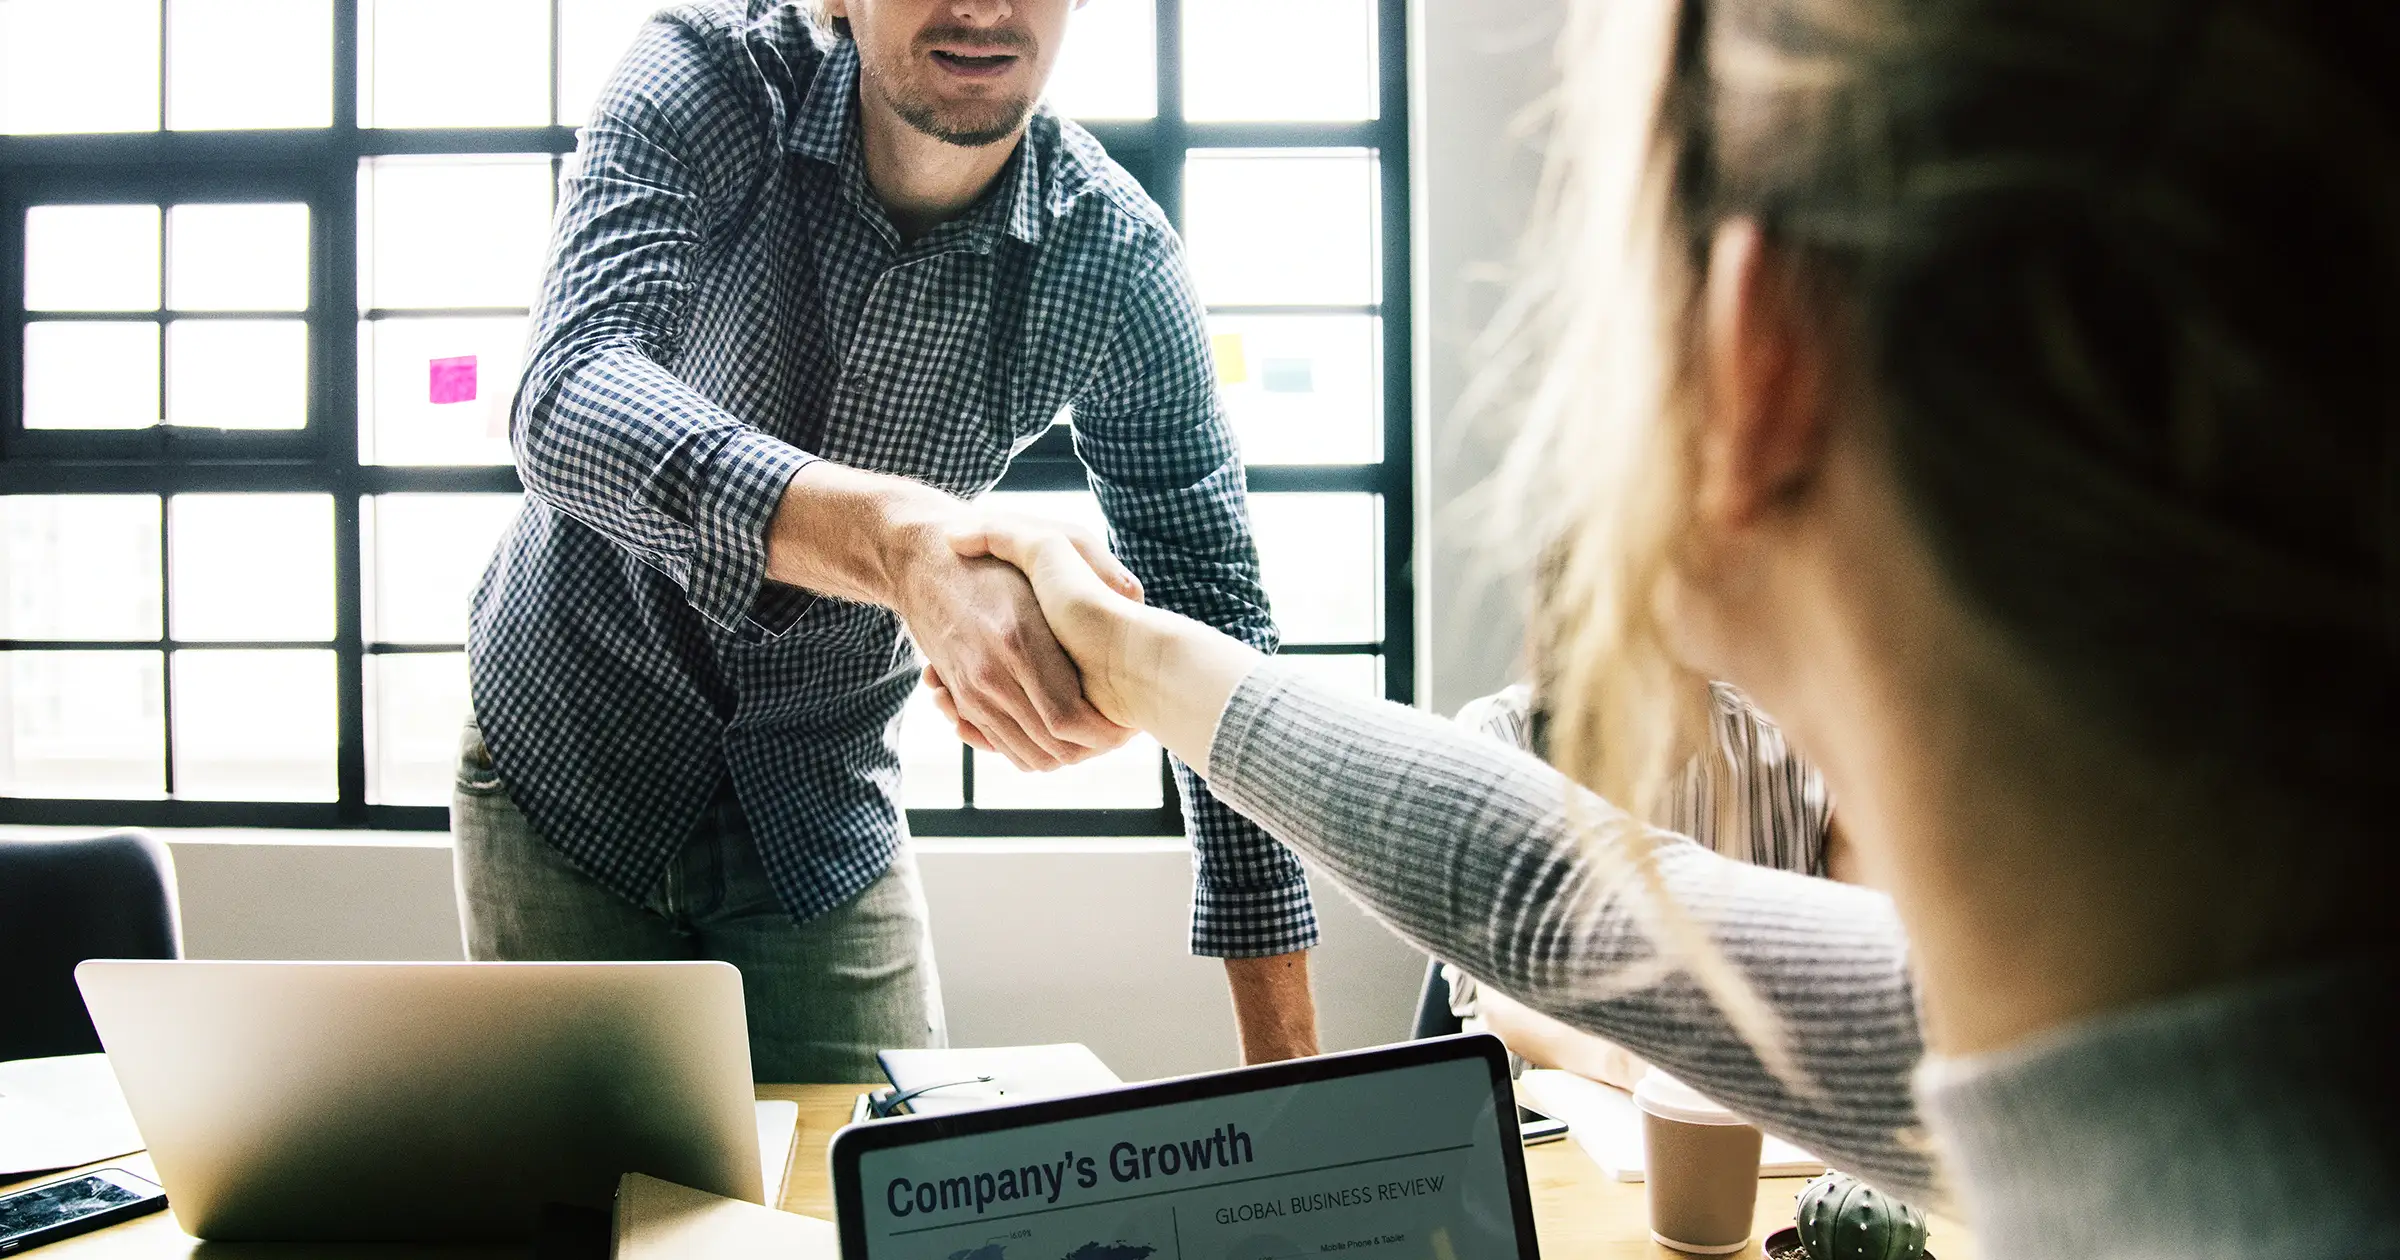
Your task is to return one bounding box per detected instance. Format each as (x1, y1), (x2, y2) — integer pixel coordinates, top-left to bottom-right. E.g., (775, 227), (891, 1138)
(429, 355), (479, 405)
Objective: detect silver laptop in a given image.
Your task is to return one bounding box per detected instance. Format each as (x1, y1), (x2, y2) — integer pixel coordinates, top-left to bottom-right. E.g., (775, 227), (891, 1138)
(75, 959), (761, 1242)
(827, 1033), (1542, 1259)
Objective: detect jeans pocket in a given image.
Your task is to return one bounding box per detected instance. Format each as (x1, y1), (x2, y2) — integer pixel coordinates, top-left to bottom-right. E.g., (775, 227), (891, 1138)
(454, 719), (508, 797)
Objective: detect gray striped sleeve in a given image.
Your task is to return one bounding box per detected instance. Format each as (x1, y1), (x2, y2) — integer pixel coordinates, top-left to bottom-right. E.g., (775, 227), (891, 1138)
(1209, 660), (1939, 1201)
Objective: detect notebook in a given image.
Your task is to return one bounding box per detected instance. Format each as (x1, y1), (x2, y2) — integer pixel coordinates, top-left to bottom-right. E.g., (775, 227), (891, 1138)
(873, 1043), (1121, 1116)
(1516, 1068), (1827, 1182)
(0, 1054), (145, 1176)
(612, 1173), (836, 1260)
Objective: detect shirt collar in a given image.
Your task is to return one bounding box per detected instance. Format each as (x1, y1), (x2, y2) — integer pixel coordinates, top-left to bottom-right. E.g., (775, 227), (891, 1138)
(786, 33), (858, 168)
(787, 39), (1074, 252)
(999, 115), (1051, 246)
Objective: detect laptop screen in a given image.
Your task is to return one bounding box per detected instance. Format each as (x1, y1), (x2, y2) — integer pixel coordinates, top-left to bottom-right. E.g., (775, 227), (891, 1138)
(831, 1036), (1536, 1260)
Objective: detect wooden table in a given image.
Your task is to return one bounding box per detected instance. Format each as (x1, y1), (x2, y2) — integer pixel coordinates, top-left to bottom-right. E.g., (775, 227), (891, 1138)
(12, 1084), (1976, 1260)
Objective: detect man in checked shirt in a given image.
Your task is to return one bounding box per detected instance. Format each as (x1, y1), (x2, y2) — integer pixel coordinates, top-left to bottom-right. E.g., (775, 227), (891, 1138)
(453, 0), (1322, 1080)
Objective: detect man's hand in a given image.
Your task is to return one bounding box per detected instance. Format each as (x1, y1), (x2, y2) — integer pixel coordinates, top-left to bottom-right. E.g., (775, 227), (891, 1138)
(944, 512), (1158, 724)
(898, 547), (1136, 770)
(1225, 952), (1321, 1064)
(946, 509), (1265, 777)
(920, 511), (1151, 763)
(764, 463), (1142, 770)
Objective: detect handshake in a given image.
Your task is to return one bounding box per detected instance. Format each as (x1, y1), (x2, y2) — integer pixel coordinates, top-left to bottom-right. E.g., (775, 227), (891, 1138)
(902, 510), (1162, 773)
(766, 461), (1234, 774)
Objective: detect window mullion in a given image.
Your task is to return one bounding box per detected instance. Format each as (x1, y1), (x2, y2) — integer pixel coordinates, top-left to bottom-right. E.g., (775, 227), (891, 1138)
(1153, 0), (1185, 230)
(158, 501), (178, 798)
(327, 16), (371, 812)
(1375, 0), (1414, 708)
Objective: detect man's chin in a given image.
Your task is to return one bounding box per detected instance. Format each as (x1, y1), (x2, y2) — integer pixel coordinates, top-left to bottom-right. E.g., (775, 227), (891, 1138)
(894, 96), (1035, 148)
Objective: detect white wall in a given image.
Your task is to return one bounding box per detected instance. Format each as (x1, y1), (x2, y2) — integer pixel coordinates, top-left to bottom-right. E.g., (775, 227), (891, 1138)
(1413, 0), (1564, 716)
(9, 828), (1423, 1082)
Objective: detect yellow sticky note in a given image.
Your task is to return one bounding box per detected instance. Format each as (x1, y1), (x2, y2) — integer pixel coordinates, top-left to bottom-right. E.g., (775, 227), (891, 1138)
(1210, 332), (1248, 386)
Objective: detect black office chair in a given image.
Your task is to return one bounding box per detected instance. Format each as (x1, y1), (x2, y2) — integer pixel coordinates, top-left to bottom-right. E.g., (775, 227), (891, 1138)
(0, 830), (183, 1061)
(1411, 956), (1464, 1040)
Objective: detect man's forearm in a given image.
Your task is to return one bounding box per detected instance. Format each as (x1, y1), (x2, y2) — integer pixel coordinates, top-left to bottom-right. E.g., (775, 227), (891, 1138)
(1225, 951), (1320, 1064)
(763, 460), (958, 606)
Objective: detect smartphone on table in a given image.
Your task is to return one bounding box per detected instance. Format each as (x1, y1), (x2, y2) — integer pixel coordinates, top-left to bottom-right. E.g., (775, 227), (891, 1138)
(1517, 1102), (1569, 1146)
(0, 1168), (167, 1255)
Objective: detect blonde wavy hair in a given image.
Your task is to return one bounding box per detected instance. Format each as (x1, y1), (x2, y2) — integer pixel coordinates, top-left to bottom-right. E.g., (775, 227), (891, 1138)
(1488, 0), (2400, 1060)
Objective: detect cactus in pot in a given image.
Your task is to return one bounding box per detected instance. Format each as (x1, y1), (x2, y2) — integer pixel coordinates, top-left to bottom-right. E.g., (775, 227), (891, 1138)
(1795, 1171), (1929, 1260)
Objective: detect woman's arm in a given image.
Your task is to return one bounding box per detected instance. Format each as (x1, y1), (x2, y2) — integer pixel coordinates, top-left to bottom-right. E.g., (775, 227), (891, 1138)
(1211, 663), (1933, 1197)
(951, 521), (1939, 1202)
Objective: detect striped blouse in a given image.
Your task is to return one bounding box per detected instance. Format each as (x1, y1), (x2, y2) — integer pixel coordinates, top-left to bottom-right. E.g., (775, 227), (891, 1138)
(1452, 681), (1834, 876)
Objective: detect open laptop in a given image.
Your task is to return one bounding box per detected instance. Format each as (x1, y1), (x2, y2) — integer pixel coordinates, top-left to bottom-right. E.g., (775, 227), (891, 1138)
(74, 959), (761, 1242)
(829, 1033), (1542, 1259)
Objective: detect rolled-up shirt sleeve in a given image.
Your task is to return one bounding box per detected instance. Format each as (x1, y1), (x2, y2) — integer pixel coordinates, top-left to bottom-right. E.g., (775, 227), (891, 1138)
(1072, 245), (1318, 959)
(511, 13), (816, 637)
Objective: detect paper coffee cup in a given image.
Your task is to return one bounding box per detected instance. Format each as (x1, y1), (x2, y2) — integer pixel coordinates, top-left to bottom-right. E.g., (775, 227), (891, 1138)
(1635, 1069), (1764, 1254)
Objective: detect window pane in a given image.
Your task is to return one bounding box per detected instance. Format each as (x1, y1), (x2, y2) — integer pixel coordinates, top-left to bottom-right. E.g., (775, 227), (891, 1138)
(362, 0), (549, 128)
(898, 684), (964, 809)
(169, 204), (310, 311)
(171, 648), (336, 801)
(1184, 0), (1374, 121)
(981, 490), (1381, 644)
(23, 322), (160, 430)
(360, 157), (554, 309)
(167, 0), (332, 129)
(1251, 492), (1378, 643)
(979, 489), (1106, 533)
(973, 737), (1164, 809)
(1209, 314), (1380, 464)
(169, 493), (335, 642)
(1045, 0), (1154, 121)
(25, 205), (160, 312)
(0, 496), (162, 641)
(0, 0), (160, 134)
(359, 316), (526, 465)
(1274, 652), (1382, 702)
(557, 0), (662, 127)
(1184, 151), (1377, 306)
(166, 320), (308, 429)
(366, 493), (521, 644)
(367, 651), (470, 805)
(0, 651), (165, 799)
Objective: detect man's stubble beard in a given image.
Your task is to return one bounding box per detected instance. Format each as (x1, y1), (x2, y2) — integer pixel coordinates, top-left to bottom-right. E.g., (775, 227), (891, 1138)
(862, 56), (1035, 148)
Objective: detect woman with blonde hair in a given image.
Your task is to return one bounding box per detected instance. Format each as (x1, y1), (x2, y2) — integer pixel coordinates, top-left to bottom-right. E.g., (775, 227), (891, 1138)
(934, 0), (2400, 1251)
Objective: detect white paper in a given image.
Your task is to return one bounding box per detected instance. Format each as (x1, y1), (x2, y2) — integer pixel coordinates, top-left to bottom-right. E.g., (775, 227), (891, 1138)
(1517, 1068), (1826, 1183)
(0, 1053), (146, 1175)
(755, 1099), (798, 1205)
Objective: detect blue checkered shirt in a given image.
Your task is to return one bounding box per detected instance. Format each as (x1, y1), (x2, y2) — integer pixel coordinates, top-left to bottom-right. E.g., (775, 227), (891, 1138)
(467, 0), (1317, 957)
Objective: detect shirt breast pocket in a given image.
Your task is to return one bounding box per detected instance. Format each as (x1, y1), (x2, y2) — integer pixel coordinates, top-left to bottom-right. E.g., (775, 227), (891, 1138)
(819, 274), (1022, 495)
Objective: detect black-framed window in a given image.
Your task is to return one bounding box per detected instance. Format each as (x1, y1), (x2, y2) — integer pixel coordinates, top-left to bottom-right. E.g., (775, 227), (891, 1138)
(0, 0), (1412, 836)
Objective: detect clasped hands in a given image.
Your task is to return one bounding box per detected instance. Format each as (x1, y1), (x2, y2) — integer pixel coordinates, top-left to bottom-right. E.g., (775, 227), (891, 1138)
(907, 512), (1161, 771)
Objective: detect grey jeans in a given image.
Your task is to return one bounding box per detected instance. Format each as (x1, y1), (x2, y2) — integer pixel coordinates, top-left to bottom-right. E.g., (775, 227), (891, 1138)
(450, 718), (946, 1082)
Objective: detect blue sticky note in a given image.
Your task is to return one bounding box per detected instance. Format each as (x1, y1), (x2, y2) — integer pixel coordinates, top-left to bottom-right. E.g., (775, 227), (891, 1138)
(1261, 357), (1314, 394)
